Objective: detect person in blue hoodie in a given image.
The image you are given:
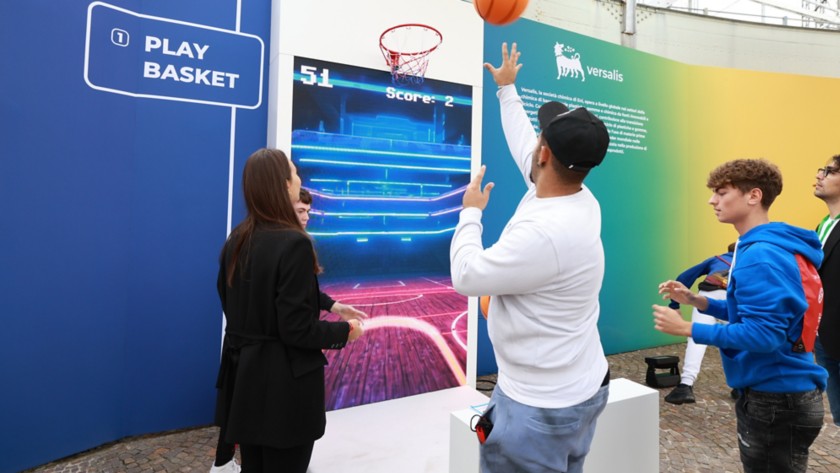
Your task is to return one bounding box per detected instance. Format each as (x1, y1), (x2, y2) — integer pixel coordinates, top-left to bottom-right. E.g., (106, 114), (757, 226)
(664, 242), (735, 405)
(653, 158), (827, 473)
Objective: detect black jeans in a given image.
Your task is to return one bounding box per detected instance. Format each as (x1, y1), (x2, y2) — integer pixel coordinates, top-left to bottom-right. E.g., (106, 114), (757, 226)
(735, 388), (824, 473)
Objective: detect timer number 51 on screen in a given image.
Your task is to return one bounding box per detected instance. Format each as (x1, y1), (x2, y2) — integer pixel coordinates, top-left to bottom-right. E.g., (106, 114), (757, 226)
(298, 65), (455, 107)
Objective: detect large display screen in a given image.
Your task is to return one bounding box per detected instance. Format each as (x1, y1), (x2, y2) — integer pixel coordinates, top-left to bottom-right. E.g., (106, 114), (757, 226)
(291, 56), (473, 409)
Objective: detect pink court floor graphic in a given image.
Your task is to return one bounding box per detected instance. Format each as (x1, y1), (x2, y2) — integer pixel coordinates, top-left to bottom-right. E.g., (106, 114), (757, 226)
(319, 274), (468, 410)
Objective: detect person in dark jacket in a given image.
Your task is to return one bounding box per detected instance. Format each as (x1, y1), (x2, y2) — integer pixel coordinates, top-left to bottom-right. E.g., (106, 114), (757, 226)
(814, 155), (840, 426)
(214, 148), (364, 473)
(654, 158), (826, 473)
(211, 185), (368, 473)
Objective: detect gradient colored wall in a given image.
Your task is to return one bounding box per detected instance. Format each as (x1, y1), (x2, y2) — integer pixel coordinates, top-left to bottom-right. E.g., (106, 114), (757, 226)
(477, 18), (840, 373)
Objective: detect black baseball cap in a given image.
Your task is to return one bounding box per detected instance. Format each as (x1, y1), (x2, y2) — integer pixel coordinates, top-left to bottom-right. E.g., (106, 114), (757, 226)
(537, 101), (610, 172)
(538, 101), (570, 129)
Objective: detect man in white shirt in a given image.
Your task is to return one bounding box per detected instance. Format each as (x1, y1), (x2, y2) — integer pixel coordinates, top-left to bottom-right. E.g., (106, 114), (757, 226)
(450, 43), (610, 473)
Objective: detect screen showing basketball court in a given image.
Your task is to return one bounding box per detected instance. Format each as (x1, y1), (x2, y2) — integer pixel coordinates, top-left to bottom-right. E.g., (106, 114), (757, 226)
(291, 56), (473, 410)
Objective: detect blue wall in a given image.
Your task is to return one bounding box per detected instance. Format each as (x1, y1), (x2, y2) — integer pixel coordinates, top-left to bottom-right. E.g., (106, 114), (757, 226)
(0, 1), (271, 471)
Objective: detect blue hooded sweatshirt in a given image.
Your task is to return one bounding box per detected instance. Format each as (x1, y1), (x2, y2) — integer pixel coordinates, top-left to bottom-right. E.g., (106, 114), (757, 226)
(692, 222), (828, 393)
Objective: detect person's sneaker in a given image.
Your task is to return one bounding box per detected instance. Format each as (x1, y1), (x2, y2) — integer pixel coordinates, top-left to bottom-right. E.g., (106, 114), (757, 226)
(730, 388), (740, 400)
(664, 383), (696, 404)
(209, 459), (241, 473)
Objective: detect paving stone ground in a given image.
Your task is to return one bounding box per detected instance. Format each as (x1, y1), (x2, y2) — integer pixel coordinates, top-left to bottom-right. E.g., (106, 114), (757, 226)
(24, 343), (840, 473)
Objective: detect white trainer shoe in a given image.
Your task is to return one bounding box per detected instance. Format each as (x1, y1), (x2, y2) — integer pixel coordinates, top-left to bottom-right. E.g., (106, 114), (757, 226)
(209, 459), (241, 473)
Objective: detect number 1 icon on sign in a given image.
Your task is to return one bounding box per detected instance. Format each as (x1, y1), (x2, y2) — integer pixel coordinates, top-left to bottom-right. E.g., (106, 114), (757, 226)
(111, 28), (129, 47)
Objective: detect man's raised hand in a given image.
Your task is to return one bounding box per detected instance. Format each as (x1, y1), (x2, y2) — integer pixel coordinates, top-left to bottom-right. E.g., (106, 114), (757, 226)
(484, 42), (522, 87)
(463, 165), (494, 211)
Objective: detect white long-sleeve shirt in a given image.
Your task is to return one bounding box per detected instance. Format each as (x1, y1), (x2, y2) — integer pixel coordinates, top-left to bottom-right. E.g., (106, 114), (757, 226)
(450, 85), (608, 408)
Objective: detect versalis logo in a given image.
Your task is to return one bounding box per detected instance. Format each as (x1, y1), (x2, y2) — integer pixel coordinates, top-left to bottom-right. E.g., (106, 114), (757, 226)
(554, 43), (585, 82)
(554, 42), (624, 83)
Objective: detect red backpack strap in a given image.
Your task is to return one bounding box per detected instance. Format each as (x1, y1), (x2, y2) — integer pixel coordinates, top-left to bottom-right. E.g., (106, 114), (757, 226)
(714, 255), (732, 267)
(791, 254), (824, 353)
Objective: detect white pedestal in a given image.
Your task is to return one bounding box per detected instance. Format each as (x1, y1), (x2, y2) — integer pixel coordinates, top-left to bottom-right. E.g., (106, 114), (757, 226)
(585, 378), (659, 472)
(449, 404), (485, 473)
(448, 378), (659, 473)
(308, 386), (489, 473)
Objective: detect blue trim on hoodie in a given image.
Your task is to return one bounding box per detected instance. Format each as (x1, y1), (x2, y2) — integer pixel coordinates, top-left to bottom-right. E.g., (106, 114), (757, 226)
(693, 222), (828, 392)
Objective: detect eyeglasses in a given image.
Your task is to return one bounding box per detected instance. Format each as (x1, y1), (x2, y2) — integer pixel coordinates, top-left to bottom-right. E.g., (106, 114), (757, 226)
(817, 166), (839, 177)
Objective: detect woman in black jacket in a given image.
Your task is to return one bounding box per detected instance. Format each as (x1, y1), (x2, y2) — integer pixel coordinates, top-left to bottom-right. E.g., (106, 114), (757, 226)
(214, 148), (364, 473)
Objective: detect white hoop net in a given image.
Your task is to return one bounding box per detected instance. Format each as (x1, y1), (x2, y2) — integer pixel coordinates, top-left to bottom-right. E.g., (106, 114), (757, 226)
(379, 24), (443, 85)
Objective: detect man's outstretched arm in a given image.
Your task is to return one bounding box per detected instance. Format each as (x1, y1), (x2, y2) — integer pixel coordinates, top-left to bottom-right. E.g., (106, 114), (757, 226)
(485, 42), (538, 185)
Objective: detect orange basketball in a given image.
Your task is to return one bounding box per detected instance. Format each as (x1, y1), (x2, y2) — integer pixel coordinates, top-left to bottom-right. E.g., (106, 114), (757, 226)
(474, 0), (529, 26)
(479, 295), (491, 319)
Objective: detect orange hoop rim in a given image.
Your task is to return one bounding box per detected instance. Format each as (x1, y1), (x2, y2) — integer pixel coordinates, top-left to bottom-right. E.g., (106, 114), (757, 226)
(378, 23), (443, 57)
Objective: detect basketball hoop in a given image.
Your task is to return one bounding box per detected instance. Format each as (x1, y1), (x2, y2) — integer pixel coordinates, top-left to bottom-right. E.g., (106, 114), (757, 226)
(379, 24), (442, 85)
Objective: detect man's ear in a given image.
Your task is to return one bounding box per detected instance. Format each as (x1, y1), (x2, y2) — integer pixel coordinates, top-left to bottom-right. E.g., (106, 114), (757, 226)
(538, 145), (551, 167)
(748, 188), (763, 206)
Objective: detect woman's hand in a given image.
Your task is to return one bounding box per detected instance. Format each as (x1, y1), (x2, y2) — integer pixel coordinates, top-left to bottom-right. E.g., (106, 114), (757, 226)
(347, 319), (364, 342)
(332, 302), (368, 321)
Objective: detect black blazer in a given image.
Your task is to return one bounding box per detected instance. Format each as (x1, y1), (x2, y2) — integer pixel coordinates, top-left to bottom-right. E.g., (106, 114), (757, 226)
(214, 226), (350, 449)
(819, 223), (840, 359)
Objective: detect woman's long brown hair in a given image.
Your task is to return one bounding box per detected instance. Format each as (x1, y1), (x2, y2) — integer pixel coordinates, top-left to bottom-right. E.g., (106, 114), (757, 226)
(224, 148), (318, 286)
